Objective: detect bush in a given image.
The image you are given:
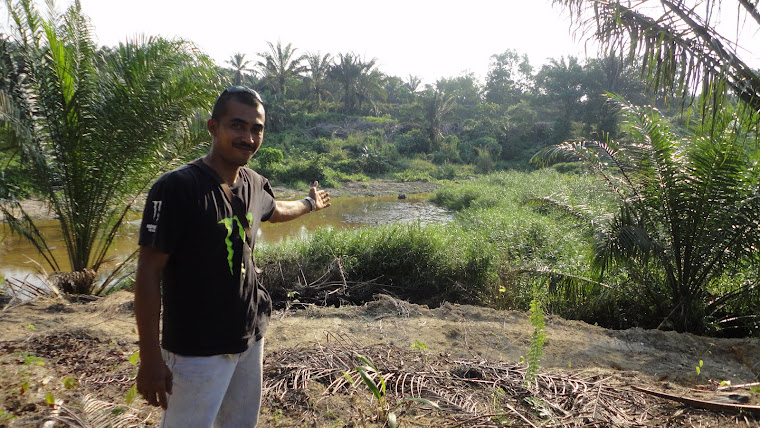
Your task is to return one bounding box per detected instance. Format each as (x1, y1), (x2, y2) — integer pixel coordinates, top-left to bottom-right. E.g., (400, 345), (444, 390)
(254, 147), (284, 169)
(394, 129), (428, 154)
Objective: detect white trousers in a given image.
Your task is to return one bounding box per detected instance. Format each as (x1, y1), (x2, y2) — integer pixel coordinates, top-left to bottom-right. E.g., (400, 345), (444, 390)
(160, 339), (264, 428)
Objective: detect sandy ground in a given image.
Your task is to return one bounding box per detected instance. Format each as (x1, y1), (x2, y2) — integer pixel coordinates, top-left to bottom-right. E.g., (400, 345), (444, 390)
(0, 291), (758, 427)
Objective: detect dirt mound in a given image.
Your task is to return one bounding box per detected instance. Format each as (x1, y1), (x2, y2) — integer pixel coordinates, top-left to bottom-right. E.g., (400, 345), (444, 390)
(0, 293), (758, 426)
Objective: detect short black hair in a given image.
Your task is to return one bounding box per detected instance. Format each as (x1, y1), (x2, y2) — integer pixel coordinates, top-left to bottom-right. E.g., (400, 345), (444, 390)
(211, 86), (264, 120)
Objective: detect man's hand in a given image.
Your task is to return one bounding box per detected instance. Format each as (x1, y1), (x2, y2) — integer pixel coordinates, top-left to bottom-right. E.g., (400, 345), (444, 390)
(136, 355), (173, 409)
(309, 180), (331, 211)
(270, 181), (332, 222)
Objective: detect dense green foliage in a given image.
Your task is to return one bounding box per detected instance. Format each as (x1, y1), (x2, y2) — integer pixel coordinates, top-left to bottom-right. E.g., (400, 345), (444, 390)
(0, 0), (218, 292)
(213, 47), (666, 186)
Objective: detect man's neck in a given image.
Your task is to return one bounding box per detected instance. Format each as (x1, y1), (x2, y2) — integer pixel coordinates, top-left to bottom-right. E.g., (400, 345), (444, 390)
(202, 154), (239, 185)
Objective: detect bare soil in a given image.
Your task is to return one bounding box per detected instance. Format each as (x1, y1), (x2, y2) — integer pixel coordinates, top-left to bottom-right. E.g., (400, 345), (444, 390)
(0, 291), (758, 427)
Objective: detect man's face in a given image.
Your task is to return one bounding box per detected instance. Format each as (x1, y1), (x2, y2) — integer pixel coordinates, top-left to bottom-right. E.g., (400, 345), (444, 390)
(207, 99), (266, 167)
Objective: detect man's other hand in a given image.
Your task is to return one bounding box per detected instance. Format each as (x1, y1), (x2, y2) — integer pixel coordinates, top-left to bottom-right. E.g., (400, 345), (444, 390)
(136, 356), (173, 409)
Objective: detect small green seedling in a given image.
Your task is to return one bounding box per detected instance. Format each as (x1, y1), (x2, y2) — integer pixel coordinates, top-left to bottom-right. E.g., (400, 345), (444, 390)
(23, 354), (45, 366)
(128, 351), (140, 366)
(25, 324), (36, 330)
(125, 384), (137, 405)
(695, 360), (703, 375)
(62, 376), (78, 389)
(410, 340), (428, 352)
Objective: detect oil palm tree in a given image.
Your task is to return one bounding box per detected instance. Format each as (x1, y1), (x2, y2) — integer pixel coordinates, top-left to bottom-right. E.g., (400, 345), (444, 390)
(329, 53), (379, 113)
(304, 52), (332, 111)
(257, 40), (306, 96)
(226, 52), (254, 86)
(533, 96), (760, 334)
(0, 0), (218, 294)
(355, 66), (384, 114)
(420, 84), (456, 152)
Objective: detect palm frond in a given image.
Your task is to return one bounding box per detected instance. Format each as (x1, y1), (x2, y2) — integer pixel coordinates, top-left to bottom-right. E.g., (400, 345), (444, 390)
(552, 0), (760, 120)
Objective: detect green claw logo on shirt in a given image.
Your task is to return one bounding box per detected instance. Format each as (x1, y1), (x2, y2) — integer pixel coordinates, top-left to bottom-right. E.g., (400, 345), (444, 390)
(219, 212), (254, 275)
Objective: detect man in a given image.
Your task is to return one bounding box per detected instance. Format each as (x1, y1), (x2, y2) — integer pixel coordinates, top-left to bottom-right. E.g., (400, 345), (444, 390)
(134, 86), (330, 427)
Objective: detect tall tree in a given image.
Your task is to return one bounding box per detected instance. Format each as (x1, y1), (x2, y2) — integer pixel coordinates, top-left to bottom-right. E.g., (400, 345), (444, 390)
(551, 0), (760, 121)
(485, 49), (533, 106)
(304, 52), (332, 111)
(226, 52), (254, 86)
(534, 56), (587, 142)
(0, 0), (217, 293)
(257, 40), (306, 96)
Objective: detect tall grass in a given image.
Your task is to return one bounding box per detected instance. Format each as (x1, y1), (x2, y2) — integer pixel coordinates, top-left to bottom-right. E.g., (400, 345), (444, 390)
(257, 169), (608, 315)
(431, 170), (618, 315)
(257, 222), (501, 309)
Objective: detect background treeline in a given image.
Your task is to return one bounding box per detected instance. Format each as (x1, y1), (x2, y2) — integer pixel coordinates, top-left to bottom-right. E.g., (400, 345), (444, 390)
(214, 42), (661, 188)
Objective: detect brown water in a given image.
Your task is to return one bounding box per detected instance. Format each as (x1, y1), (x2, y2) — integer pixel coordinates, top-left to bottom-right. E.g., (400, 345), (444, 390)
(0, 194), (452, 278)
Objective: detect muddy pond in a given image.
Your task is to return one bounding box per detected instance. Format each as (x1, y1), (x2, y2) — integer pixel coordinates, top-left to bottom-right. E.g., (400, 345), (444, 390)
(0, 194), (453, 279)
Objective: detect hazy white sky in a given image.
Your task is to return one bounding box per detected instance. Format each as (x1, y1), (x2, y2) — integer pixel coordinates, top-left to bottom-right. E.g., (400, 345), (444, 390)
(74, 0), (588, 84)
(3, 1), (757, 84)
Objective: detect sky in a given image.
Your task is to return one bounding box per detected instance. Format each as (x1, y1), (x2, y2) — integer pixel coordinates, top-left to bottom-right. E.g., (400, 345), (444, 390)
(73, 0), (589, 84)
(2, 1), (757, 85)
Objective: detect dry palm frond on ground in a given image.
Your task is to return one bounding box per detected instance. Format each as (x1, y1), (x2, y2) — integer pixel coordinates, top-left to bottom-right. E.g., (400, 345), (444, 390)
(264, 332), (697, 427)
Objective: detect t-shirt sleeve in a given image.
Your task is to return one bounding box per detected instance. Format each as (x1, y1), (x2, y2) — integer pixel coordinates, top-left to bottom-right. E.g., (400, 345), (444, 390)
(138, 173), (183, 254)
(260, 178), (276, 222)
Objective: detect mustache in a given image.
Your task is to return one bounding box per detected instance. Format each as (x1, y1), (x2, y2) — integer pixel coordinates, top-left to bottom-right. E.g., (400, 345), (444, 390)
(231, 141), (258, 151)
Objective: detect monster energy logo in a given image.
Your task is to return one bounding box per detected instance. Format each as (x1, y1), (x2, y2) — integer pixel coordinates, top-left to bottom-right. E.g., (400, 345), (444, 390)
(219, 212), (254, 275)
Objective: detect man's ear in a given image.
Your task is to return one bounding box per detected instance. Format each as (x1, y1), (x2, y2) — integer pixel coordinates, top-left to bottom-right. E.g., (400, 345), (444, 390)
(207, 118), (217, 136)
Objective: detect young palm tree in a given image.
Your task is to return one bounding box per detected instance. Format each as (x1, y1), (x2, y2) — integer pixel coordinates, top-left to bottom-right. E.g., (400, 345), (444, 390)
(0, 0), (218, 294)
(533, 96), (760, 334)
(257, 41), (306, 96)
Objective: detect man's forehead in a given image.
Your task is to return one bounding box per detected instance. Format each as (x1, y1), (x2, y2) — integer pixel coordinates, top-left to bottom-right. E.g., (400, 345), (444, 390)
(223, 100), (265, 123)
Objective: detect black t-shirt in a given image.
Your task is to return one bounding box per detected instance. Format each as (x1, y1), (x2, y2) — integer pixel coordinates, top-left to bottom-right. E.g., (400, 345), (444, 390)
(139, 160), (276, 356)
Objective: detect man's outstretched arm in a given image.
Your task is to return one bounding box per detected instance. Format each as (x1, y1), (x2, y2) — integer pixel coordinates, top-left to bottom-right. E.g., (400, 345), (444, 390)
(269, 181), (331, 223)
(134, 245), (172, 409)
